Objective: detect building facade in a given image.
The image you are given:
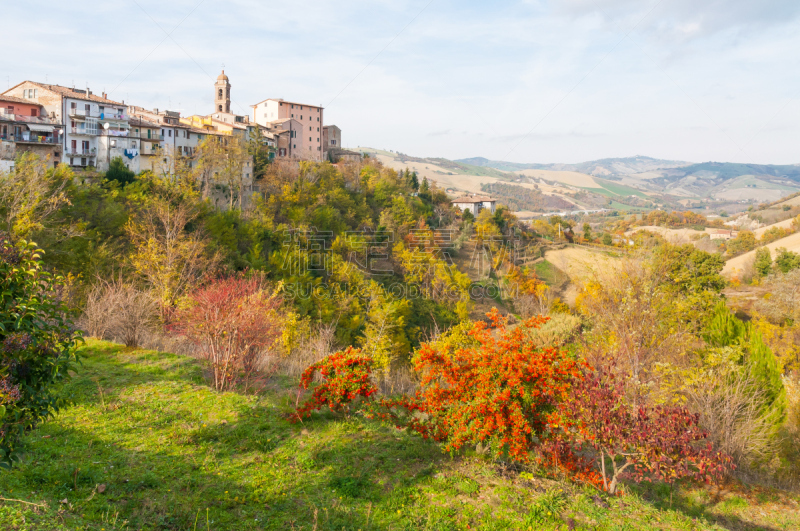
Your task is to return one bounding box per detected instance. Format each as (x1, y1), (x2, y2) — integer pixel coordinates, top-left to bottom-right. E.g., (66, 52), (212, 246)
(251, 98), (323, 160)
(451, 195), (497, 215)
(0, 94), (62, 170)
(2, 81), (129, 171)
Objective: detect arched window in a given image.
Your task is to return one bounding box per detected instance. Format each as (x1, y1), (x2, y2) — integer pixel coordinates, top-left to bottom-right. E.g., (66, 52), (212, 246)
(218, 105), (222, 112)
(218, 89), (223, 98)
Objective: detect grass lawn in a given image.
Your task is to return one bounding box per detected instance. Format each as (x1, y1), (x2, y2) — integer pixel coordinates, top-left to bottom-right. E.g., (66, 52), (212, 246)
(1, 341), (799, 530)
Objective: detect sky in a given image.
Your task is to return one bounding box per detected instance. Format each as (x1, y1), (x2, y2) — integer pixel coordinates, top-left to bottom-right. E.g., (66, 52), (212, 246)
(4, 0), (800, 165)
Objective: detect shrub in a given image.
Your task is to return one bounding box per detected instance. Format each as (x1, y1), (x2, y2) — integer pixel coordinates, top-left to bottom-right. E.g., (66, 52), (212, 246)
(173, 276), (282, 392)
(0, 238), (81, 466)
(82, 280), (158, 348)
(551, 370), (733, 494)
(380, 309), (583, 462)
(292, 347), (378, 420)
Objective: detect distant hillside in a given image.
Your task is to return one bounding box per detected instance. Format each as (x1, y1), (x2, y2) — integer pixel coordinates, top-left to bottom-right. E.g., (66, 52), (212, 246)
(455, 156), (691, 178)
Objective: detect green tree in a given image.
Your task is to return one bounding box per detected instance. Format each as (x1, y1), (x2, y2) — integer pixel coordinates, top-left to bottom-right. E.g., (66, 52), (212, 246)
(602, 233), (613, 246)
(754, 247), (772, 277)
(774, 248), (800, 273)
(583, 223), (592, 241)
(105, 156), (136, 185)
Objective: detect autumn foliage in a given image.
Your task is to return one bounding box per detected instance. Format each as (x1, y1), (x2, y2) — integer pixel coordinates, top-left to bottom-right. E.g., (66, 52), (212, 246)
(550, 370), (733, 493)
(173, 276), (282, 391)
(292, 347), (378, 421)
(381, 309), (584, 462)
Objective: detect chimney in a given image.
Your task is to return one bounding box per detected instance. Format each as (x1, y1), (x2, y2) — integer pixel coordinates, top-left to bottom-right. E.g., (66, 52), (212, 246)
(102, 92), (107, 99)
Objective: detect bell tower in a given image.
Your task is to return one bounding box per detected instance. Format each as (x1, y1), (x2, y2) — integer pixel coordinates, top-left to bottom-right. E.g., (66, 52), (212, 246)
(214, 69), (231, 113)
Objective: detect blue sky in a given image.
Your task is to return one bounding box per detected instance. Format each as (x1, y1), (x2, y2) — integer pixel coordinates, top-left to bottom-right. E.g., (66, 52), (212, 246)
(5, 0), (800, 164)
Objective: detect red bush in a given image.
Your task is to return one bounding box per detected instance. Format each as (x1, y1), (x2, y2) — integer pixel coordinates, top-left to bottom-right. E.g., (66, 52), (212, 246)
(292, 347), (378, 421)
(173, 276), (282, 391)
(549, 370), (733, 493)
(380, 309), (584, 462)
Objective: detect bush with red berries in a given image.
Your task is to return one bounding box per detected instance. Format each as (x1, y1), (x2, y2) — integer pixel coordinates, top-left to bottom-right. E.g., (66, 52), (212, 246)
(292, 347), (378, 421)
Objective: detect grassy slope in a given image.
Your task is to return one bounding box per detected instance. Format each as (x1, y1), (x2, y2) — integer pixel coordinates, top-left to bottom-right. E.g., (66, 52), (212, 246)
(1, 342), (800, 530)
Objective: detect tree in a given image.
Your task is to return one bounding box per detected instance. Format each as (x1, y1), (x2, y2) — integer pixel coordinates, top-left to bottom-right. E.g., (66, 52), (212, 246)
(105, 156), (136, 185)
(0, 238), (81, 466)
(125, 196), (221, 319)
(602, 233), (613, 246)
(173, 276), (282, 391)
(704, 302), (786, 420)
(583, 223), (592, 241)
(0, 152), (72, 241)
(774, 248), (800, 274)
(409, 171), (419, 191)
(754, 247), (773, 277)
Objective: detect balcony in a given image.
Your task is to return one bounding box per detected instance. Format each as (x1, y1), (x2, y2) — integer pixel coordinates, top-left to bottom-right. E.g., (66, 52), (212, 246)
(70, 127), (98, 136)
(16, 135), (62, 145)
(69, 108), (98, 119)
(0, 110), (61, 125)
(65, 148), (96, 157)
(99, 129), (129, 137)
(99, 112), (127, 121)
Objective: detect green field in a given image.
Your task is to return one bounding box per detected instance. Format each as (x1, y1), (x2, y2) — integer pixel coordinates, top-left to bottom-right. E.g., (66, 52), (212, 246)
(1, 341), (799, 530)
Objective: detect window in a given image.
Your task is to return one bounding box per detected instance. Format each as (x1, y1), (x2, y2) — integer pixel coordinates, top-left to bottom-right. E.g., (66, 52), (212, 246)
(300, 115), (303, 120)
(331, 140), (337, 146)
(309, 137), (312, 142)
(317, 117), (319, 122)
(309, 126), (311, 131)
(218, 89), (222, 98)
(31, 109), (38, 117)
(168, 130), (172, 137)
(132, 141), (137, 148)
(291, 114), (294, 118)
(317, 127), (319, 132)
(161, 128), (164, 135)
(71, 102), (77, 109)
(218, 105), (223, 112)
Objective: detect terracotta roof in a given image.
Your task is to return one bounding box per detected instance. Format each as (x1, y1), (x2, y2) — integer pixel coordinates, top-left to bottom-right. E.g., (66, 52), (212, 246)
(128, 117), (161, 128)
(18, 82), (126, 106)
(451, 196), (494, 203)
(0, 94), (41, 106)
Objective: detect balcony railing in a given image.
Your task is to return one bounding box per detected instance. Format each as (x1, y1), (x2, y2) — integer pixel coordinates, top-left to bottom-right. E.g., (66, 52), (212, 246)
(16, 135), (61, 145)
(65, 148), (96, 157)
(0, 110), (61, 125)
(99, 112), (127, 121)
(70, 127), (98, 136)
(99, 129), (129, 137)
(69, 108), (98, 119)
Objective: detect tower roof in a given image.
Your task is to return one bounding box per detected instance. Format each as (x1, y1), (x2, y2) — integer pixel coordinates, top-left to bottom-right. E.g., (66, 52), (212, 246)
(217, 70), (229, 82)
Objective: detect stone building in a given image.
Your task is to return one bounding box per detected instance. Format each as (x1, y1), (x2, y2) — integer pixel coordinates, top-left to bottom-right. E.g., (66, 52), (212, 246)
(322, 125), (341, 159)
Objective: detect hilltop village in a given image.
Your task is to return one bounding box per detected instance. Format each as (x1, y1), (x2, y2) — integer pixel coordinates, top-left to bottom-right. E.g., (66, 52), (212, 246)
(0, 70), (352, 175)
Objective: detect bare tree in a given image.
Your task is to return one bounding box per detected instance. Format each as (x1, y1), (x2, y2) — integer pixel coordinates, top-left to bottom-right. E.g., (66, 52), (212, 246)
(82, 279), (158, 348)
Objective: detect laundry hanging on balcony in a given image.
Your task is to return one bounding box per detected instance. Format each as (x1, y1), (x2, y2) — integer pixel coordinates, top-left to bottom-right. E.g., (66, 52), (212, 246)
(124, 148), (139, 159)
